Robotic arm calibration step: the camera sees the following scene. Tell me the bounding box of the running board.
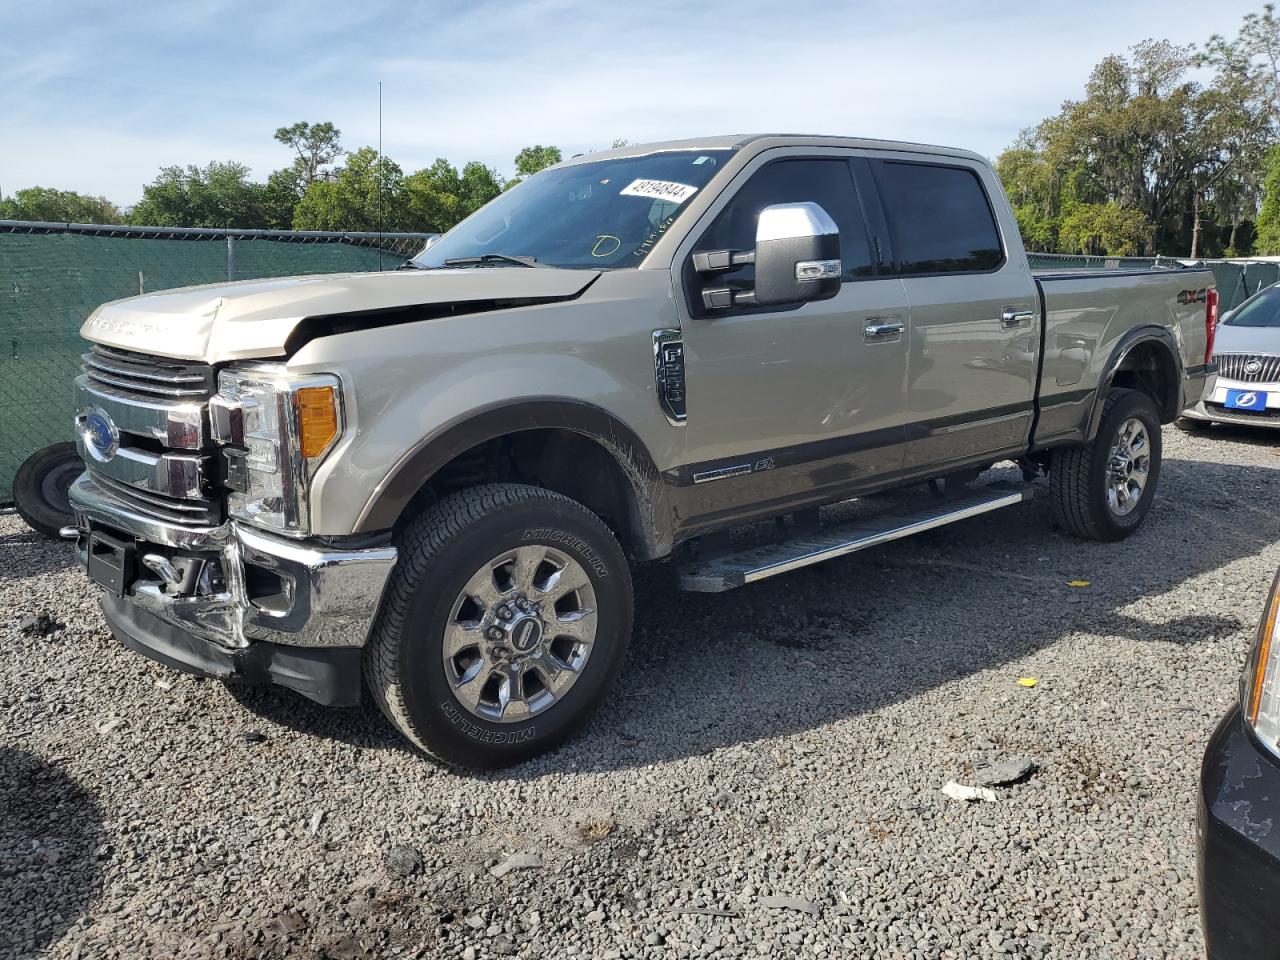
[677,482,1031,593]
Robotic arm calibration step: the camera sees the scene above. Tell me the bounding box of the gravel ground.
[3,424,1279,960]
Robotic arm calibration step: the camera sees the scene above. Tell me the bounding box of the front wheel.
[1049,388,1163,542]
[365,483,633,769]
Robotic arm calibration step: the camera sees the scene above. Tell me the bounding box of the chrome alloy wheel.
[442,545,598,723]
[1106,417,1150,517]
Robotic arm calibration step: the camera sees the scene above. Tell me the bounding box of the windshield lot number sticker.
[620,179,699,203]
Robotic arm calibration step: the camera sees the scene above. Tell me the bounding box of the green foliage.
[274,121,343,189]
[292,148,404,232]
[2,123,552,235]
[514,145,563,179]
[1255,144,1280,252]
[127,162,271,228]
[998,13,1280,257]
[1058,202,1152,256]
[0,187,121,224]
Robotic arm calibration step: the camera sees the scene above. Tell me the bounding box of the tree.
[996,29,1274,257]
[0,187,121,224]
[1255,145,1280,252]
[128,162,270,228]
[401,159,504,231]
[291,147,403,231]
[513,145,562,179]
[273,121,343,193]
[1058,202,1153,256]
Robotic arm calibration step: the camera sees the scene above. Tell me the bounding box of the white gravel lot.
[3,424,1279,960]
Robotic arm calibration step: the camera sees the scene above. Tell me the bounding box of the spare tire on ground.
[13,442,82,540]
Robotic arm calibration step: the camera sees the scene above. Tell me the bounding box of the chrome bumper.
[1183,373,1280,427]
[69,474,397,650]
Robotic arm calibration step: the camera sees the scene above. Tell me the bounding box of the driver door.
[674,152,911,527]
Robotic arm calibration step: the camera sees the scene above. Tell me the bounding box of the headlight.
[210,364,343,536]
[1242,569,1280,755]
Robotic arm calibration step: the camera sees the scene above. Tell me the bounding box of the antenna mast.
[377,80,383,271]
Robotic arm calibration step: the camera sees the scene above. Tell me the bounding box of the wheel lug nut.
[496,605,514,620]
[486,626,504,641]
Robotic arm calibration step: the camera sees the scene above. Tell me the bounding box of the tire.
[1175,416,1212,433]
[365,483,633,769]
[1049,388,1162,542]
[13,442,82,540]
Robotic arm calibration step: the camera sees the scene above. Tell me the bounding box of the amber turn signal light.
[296,385,339,459]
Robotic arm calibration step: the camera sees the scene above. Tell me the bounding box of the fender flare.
[1085,325,1184,439]
[353,398,672,555]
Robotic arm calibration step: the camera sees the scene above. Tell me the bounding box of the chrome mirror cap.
[756,202,839,243]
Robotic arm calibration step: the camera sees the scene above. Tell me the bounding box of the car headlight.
[210,364,343,536]
[1242,569,1280,755]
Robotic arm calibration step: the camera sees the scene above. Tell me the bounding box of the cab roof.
[558,134,989,167]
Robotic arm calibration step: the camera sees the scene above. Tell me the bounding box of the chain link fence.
[0,223,434,503]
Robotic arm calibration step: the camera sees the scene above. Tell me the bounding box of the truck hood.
[1215,322,1280,357]
[80,267,601,363]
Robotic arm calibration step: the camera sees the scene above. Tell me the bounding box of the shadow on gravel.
[221,683,405,750]
[500,455,1280,778]
[0,749,106,959]
[1191,421,1280,449]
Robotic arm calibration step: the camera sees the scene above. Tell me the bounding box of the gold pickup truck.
[66,135,1216,767]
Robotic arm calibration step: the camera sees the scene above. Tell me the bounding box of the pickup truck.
[65,135,1217,768]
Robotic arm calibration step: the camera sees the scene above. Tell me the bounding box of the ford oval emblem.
[80,406,120,462]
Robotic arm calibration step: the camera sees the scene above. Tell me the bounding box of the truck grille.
[77,346,222,527]
[83,345,215,400]
[92,473,222,526]
[1214,353,1280,383]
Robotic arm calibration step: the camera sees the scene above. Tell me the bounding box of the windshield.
[1227,285,1280,327]
[412,150,731,270]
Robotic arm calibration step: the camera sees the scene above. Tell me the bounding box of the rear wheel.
[1049,388,1162,542]
[365,483,633,769]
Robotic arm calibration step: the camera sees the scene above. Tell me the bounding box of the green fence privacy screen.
[0,223,433,503]
[1,230,1276,505]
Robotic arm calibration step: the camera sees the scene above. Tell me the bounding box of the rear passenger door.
[866,155,1040,472]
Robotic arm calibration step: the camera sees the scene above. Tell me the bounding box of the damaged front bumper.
[68,474,397,705]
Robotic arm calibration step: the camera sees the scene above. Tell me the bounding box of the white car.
[1182,283,1280,429]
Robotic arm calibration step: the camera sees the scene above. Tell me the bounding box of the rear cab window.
[871,160,1004,275]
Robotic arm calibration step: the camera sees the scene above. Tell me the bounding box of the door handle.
[864,317,904,340]
[1000,307,1035,329]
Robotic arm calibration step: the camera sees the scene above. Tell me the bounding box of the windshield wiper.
[443,253,543,268]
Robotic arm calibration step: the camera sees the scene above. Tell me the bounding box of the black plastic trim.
[1087,326,1184,436]
[100,592,362,707]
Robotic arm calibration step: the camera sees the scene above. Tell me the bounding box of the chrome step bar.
[677,482,1031,593]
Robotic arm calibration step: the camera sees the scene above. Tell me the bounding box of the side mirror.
[693,202,841,311]
[752,202,842,306]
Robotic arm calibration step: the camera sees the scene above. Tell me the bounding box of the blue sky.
[0,0,1266,207]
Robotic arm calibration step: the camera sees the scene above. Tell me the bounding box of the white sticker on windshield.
[619,179,699,204]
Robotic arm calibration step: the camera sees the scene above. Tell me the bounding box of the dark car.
[1199,567,1280,958]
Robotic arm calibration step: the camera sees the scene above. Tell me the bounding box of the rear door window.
[872,161,1003,275]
